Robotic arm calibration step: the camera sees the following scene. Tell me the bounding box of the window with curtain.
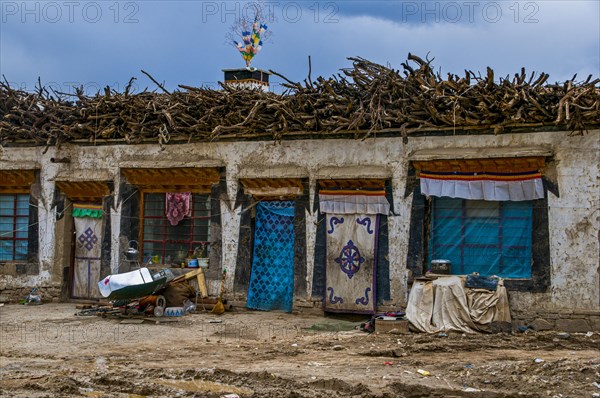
[428,197,533,278]
[141,193,210,266]
[0,194,30,261]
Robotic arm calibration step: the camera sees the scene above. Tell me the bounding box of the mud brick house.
[1,57,598,331]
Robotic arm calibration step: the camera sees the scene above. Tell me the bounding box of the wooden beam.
[240,178,305,199]
[318,179,386,189]
[412,156,546,173]
[56,180,110,202]
[122,167,220,188]
[0,170,36,192]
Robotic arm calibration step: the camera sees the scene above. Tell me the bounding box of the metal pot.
[125,240,139,261]
[430,259,451,274]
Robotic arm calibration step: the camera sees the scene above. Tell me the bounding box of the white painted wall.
[1,129,598,312]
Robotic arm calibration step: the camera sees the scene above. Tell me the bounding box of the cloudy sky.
[1,1,599,95]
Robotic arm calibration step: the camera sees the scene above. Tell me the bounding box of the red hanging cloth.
[165,192,191,226]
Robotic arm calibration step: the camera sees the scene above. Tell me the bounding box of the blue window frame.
[0,194,30,261]
[428,197,533,278]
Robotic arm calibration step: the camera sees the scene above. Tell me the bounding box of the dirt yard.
[0,304,599,398]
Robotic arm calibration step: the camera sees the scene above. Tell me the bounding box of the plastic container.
[375,318,409,333]
[153,306,164,317]
[198,258,209,268]
[164,307,184,317]
[183,299,196,314]
[187,258,199,268]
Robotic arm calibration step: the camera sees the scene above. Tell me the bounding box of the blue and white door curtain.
[246,201,295,312]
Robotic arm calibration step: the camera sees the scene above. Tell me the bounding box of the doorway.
[246,201,295,312]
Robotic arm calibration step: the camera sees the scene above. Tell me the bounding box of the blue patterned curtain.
[247,201,295,312]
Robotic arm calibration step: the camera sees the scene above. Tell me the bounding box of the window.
[0,194,30,261]
[141,193,210,265]
[428,197,533,278]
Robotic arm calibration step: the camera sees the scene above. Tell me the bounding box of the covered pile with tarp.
[406,275,511,334]
[2,54,599,149]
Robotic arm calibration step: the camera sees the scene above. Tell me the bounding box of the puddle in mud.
[159,379,253,395]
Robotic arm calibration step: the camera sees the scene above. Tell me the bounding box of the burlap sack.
[162,283,196,307]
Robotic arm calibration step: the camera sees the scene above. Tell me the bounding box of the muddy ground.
[0,304,599,398]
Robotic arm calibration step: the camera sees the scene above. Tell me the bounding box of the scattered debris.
[211,269,227,315]
[20,288,42,305]
[119,319,145,324]
[146,317,180,324]
[3,303,599,397]
[417,369,431,376]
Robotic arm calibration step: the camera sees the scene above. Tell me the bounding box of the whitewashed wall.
[1,129,598,312]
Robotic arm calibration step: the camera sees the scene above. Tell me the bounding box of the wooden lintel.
[318,179,386,190]
[0,170,36,192]
[141,186,212,194]
[122,167,220,188]
[56,180,111,201]
[240,178,305,199]
[412,156,546,173]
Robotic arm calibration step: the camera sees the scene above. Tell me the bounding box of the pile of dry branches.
[1,54,599,149]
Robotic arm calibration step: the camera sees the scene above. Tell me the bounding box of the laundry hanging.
[165,192,191,226]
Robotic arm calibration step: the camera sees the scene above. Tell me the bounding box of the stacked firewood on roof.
[1,54,599,149]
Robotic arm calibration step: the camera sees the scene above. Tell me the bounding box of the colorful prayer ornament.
[233,18,268,67]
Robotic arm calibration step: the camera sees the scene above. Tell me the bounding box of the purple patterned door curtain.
[72,204,104,299]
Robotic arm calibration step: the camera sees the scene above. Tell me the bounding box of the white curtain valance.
[319,191,390,215]
[420,175,544,201]
[414,156,546,202]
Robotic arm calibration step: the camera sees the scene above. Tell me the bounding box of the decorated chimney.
[224,4,272,92]
[222,68,271,92]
